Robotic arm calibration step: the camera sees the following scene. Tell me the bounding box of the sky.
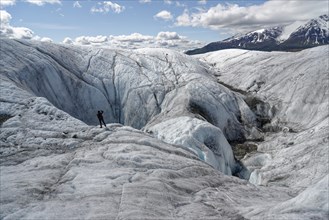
[0,0,328,50]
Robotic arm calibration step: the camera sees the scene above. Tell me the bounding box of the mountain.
[186,14,329,55]
[281,14,329,49]
[0,38,328,219]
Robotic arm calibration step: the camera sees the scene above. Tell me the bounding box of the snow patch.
[278,20,306,42]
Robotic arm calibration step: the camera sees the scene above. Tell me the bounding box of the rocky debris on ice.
[196,45,329,218]
[196,46,329,131]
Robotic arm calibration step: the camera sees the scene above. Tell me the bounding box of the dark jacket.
[97,111,104,119]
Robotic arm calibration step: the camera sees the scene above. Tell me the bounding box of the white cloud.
[63,32,203,51]
[103,1,125,13]
[1,26,34,39]
[2,0,62,7]
[139,0,151,3]
[73,1,82,8]
[156,31,181,40]
[0,10,11,25]
[63,37,74,44]
[198,0,207,5]
[75,35,108,45]
[176,9,190,26]
[164,0,172,5]
[0,10,54,42]
[24,0,61,6]
[0,10,34,39]
[40,37,53,42]
[0,0,16,7]
[112,33,153,43]
[154,10,173,21]
[91,1,125,14]
[175,0,329,33]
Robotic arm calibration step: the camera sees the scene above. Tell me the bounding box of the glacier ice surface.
[1,38,328,219]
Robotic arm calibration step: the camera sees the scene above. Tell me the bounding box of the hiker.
[97,110,106,128]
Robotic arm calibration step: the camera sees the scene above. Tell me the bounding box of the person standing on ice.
[97,110,107,128]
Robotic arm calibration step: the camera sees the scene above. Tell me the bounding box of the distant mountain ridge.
[186,14,328,55]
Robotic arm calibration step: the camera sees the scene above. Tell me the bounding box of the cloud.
[175,0,328,33]
[113,33,153,43]
[139,0,151,3]
[0,10,34,39]
[40,37,53,42]
[164,0,172,5]
[0,10,54,41]
[63,37,74,44]
[198,0,207,5]
[0,9,201,51]
[31,36,53,42]
[107,33,155,49]
[73,1,82,8]
[1,0,61,7]
[0,10,11,25]
[24,0,61,6]
[91,1,125,14]
[154,10,173,21]
[0,0,16,7]
[1,26,34,39]
[62,32,203,51]
[155,31,185,48]
[75,35,108,45]
[156,31,181,40]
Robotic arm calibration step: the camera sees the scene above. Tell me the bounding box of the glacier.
[0,37,328,219]
[196,46,329,217]
[0,38,259,177]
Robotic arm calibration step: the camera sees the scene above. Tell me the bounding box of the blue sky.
[1,0,328,50]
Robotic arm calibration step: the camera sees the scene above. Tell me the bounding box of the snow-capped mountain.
[186,14,329,55]
[282,14,329,48]
[187,27,283,54]
[0,37,328,219]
